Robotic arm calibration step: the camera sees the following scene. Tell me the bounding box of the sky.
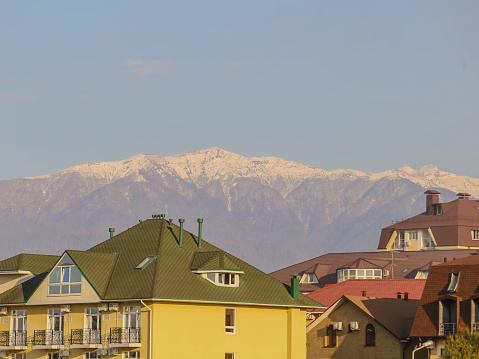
[1,0,478,180]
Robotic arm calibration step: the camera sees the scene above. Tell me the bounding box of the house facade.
[306,295,419,359]
[410,254,479,358]
[0,218,322,359]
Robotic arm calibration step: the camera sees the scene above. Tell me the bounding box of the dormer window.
[434,204,442,215]
[301,273,319,284]
[48,255,82,295]
[447,272,460,292]
[203,272,240,287]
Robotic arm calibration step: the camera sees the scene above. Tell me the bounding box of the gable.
[27,253,100,304]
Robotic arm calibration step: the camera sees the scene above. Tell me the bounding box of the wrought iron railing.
[71,329,101,345]
[439,323,456,336]
[472,323,479,333]
[110,327,140,344]
[33,330,63,345]
[0,331,27,347]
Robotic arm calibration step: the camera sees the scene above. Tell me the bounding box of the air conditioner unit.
[98,303,109,312]
[384,270,389,276]
[60,349,69,357]
[109,348,119,356]
[109,303,120,311]
[97,348,108,356]
[0,350,7,358]
[350,321,360,331]
[60,305,71,313]
[406,241,411,247]
[0,307,8,316]
[306,313,315,320]
[333,322,343,331]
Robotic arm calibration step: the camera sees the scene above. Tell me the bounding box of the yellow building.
[0,218,322,359]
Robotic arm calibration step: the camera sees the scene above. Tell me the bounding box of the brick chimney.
[457,193,471,200]
[425,190,441,214]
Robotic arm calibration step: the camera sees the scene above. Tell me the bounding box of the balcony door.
[11,310,27,345]
[47,309,64,345]
[85,308,101,344]
[124,306,140,343]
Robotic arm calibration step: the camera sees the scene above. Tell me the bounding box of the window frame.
[472,230,479,240]
[225,308,236,335]
[124,351,140,358]
[201,271,240,287]
[48,257,82,296]
[225,354,235,359]
[325,324,337,347]
[365,324,376,347]
[447,272,460,292]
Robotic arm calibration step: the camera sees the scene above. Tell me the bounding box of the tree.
[443,328,479,359]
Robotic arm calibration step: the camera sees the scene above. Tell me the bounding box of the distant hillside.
[0,147,476,272]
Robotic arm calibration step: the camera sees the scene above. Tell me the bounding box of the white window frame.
[47,308,64,332]
[124,351,140,358]
[47,353,60,359]
[48,256,82,296]
[472,230,479,240]
[409,231,418,240]
[201,272,240,287]
[336,269,382,282]
[124,306,141,329]
[225,308,236,335]
[301,273,318,284]
[11,309,27,332]
[85,352,101,359]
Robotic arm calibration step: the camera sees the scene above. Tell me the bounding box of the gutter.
[140,300,152,359]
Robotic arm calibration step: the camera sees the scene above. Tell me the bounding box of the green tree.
[443,328,479,359]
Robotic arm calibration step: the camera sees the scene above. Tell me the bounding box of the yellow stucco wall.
[0,301,307,359]
[307,301,404,359]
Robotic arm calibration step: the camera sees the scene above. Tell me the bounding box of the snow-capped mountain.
[1,148,477,272]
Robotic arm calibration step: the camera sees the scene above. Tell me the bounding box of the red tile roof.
[307,279,426,311]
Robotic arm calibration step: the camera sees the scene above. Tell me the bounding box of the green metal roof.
[0,219,323,308]
[0,254,59,274]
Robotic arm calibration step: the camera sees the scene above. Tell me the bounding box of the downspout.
[140,300,152,359]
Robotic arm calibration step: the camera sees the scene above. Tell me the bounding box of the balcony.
[32,330,63,349]
[472,323,479,333]
[70,329,102,349]
[109,327,141,348]
[439,323,456,336]
[0,331,27,350]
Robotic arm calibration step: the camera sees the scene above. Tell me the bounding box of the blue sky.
[1,1,478,180]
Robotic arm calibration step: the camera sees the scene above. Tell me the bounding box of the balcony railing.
[472,323,479,333]
[33,330,63,346]
[110,327,140,344]
[439,323,456,336]
[71,329,101,345]
[0,331,27,347]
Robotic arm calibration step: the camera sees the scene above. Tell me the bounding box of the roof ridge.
[101,252,120,299]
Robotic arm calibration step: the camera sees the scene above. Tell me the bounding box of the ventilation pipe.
[397,292,402,299]
[361,291,367,297]
[404,292,409,301]
[197,218,203,249]
[109,228,115,239]
[167,219,173,228]
[178,219,185,248]
[290,274,300,299]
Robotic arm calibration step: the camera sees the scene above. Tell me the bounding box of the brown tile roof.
[410,254,479,337]
[378,197,479,249]
[270,249,479,290]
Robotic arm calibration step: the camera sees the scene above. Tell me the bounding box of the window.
[12,354,26,359]
[472,230,479,240]
[393,232,406,249]
[85,352,101,359]
[48,256,82,295]
[135,256,157,270]
[447,272,460,292]
[409,231,418,240]
[301,273,319,283]
[434,204,442,215]
[203,272,240,287]
[325,324,336,347]
[11,310,27,346]
[48,308,64,333]
[125,351,140,358]
[225,308,236,334]
[85,307,101,344]
[47,353,60,359]
[225,354,235,359]
[415,270,429,279]
[125,306,141,328]
[472,299,479,332]
[336,269,382,282]
[365,324,375,346]
[441,300,457,336]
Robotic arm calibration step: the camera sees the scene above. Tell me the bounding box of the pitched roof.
[345,295,420,339]
[0,273,47,304]
[270,249,479,292]
[307,279,426,311]
[0,219,322,308]
[0,253,59,274]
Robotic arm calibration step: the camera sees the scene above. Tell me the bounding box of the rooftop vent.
[457,193,471,199]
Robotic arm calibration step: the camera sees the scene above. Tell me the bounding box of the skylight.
[135,256,157,270]
[447,272,460,292]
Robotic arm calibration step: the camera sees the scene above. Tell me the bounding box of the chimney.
[425,190,441,214]
[397,292,402,299]
[197,218,203,249]
[404,292,409,301]
[290,274,300,299]
[178,219,185,248]
[457,193,471,200]
[361,290,367,297]
[109,228,115,239]
[444,257,447,262]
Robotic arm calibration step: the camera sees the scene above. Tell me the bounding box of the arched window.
[325,324,337,347]
[365,324,376,346]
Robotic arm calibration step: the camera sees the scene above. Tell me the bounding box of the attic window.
[48,255,82,296]
[434,204,442,215]
[135,256,157,270]
[447,272,460,292]
[301,273,319,284]
[202,272,240,287]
